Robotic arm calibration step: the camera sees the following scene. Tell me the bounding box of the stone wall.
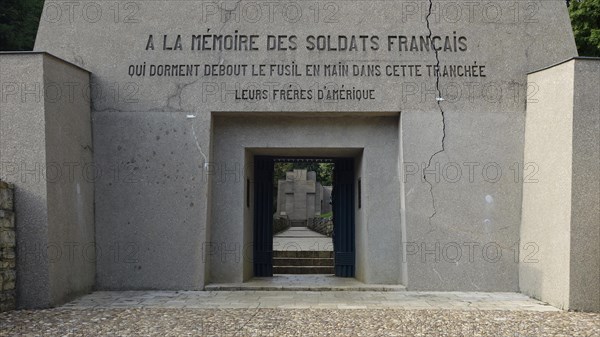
[273,217,290,235]
[308,217,333,238]
[0,181,16,312]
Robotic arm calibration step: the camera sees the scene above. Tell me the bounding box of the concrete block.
[521,58,600,312]
[0,53,94,308]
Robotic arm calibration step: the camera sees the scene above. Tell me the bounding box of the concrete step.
[273,266,335,274]
[205,275,407,292]
[273,257,334,267]
[274,251,333,258]
[289,220,306,227]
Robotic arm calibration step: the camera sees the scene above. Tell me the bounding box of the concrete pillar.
[0,52,95,308]
[521,58,599,312]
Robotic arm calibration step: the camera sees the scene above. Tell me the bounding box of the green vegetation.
[273,162,334,186]
[319,211,333,219]
[0,0,43,50]
[569,0,600,56]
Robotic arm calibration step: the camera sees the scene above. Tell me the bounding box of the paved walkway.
[4,306,599,337]
[273,227,332,251]
[5,291,599,336]
[62,290,559,311]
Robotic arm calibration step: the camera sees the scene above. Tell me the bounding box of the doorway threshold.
[205,275,406,291]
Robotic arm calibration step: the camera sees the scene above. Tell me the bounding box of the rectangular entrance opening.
[253,155,355,278]
[210,115,400,285]
[273,159,334,275]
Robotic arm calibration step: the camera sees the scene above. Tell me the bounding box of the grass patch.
[319,211,332,218]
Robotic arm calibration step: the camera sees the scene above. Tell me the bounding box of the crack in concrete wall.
[153,79,199,112]
[423,0,447,227]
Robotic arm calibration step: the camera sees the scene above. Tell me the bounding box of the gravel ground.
[1,308,598,336]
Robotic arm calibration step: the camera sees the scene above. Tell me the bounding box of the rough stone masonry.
[0,181,16,312]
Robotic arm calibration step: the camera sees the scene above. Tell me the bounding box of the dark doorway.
[253,156,355,277]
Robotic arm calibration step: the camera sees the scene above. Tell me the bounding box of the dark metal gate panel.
[333,158,355,277]
[253,156,274,276]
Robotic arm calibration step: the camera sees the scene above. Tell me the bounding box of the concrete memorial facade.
[0,0,598,311]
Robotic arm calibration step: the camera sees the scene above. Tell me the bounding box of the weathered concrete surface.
[0,53,94,308]
[92,111,207,290]
[521,58,600,312]
[61,290,560,311]
[569,59,600,313]
[0,53,49,308]
[520,60,574,310]
[43,54,96,307]
[401,110,526,291]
